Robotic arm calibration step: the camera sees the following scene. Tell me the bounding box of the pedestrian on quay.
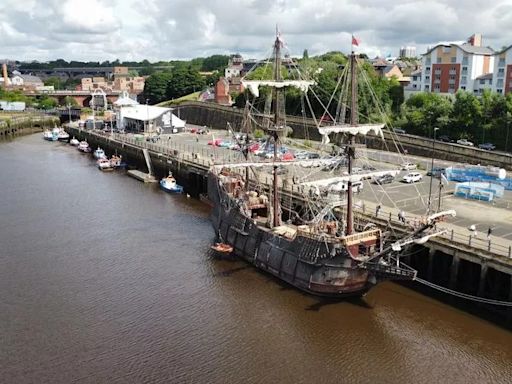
[469,224,477,238]
[375,204,381,217]
[398,210,405,224]
[487,226,493,240]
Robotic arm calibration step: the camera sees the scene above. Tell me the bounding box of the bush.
[254,128,265,138]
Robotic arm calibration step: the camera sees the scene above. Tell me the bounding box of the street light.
[66,103,71,124]
[427,127,440,214]
[506,111,511,153]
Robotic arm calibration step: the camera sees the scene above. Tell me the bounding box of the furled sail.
[242,80,315,97]
[318,124,385,145]
[300,170,401,187]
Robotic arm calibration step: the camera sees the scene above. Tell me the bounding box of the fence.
[82,128,512,260]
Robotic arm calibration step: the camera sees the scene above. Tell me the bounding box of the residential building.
[404,69,422,98]
[79,66,145,94]
[215,77,231,105]
[399,46,417,58]
[491,45,512,95]
[225,54,243,79]
[474,73,493,95]
[419,34,494,95]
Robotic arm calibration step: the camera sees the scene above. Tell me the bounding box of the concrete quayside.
[60,122,512,320]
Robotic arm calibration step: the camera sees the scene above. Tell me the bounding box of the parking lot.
[102,125,512,243]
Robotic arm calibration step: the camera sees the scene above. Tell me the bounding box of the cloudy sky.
[1,0,512,62]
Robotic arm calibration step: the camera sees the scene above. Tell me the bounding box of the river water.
[1,134,512,384]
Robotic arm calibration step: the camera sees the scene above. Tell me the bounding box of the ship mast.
[271,29,283,228]
[346,52,358,235]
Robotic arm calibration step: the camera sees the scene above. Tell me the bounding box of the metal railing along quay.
[78,128,512,263]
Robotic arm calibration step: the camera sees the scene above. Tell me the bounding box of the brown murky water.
[1,134,512,384]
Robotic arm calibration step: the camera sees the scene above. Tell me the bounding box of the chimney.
[2,63,8,88]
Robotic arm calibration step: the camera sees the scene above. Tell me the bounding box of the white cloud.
[1,0,511,61]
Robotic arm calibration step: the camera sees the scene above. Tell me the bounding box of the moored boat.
[70,137,79,146]
[77,141,91,152]
[97,157,113,171]
[207,30,456,298]
[109,154,125,169]
[160,172,184,193]
[57,128,70,141]
[42,130,54,141]
[93,147,106,159]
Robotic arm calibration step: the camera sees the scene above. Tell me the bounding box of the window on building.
[425,85,430,90]
[462,57,468,65]
[497,79,504,87]
[437,57,442,63]
[451,57,457,63]
[426,58,431,65]
[461,86,466,90]
[497,89,503,94]
[461,77,467,85]
[498,68,505,76]
[479,79,485,84]
[499,58,506,66]
[425,66,431,71]
[425,76,430,81]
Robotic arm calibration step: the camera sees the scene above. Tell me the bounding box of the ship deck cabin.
[217,169,381,260]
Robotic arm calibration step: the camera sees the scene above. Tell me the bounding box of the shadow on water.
[215,266,251,277]
[305,296,374,312]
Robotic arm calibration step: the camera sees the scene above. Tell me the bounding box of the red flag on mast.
[351,35,361,46]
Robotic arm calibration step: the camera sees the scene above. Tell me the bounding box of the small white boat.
[70,137,79,146]
[93,147,106,159]
[78,141,91,152]
[160,172,184,193]
[57,128,70,141]
[51,127,60,141]
[42,130,54,141]
[97,158,113,171]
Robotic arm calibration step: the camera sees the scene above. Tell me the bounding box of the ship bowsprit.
[361,258,417,281]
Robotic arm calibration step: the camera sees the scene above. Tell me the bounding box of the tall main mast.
[272,30,283,228]
[346,52,358,235]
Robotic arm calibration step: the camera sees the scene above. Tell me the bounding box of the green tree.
[38,96,58,110]
[142,71,173,103]
[62,96,78,107]
[44,77,63,89]
[166,67,205,100]
[201,55,229,71]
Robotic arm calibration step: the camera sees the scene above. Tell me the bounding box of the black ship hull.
[208,173,375,298]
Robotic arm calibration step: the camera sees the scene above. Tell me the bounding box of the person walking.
[487,226,493,240]
[375,204,381,217]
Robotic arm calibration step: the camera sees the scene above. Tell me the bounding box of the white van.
[327,180,364,192]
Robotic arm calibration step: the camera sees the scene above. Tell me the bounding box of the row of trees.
[0,89,80,109]
[142,67,206,104]
[397,91,512,149]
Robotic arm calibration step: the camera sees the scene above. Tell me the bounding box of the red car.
[281,152,295,161]
[208,139,222,146]
[248,143,260,152]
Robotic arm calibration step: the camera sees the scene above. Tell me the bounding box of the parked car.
[456,139,474,146]
[374,173,395,184]
[208,138,222,146]
[393,128,406,134]
[426,167,446,177]
[402,172,423,183]
[401,162,417,170]
[438,135,452,142]
[478,142,496,150]
[281,152,295,161]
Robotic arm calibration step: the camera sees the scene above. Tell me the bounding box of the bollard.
[509,246,511,258]
[488,240,491,251]
[450,229,454,241]
[468,235,472,247]
[389,212,392,221]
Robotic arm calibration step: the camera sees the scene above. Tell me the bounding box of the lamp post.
[427,127,439,214]
[506,111,511,153]
[145,99,149,134]
[66,103,71,124]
